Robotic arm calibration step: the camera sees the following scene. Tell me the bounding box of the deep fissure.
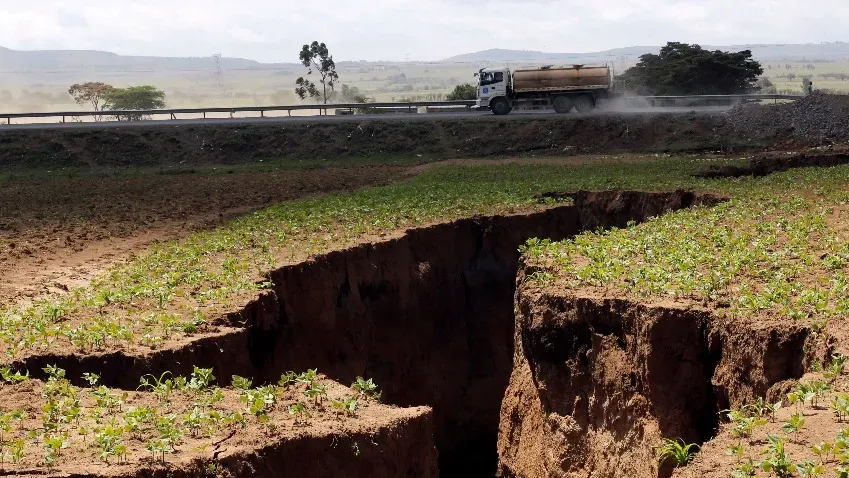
[242,190,723,477]
[12,190,733,476]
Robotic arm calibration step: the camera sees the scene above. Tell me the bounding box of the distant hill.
[443,42,849,63]
[0,47,297,73]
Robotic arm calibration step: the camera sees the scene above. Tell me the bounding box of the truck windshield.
[479,72,504,86]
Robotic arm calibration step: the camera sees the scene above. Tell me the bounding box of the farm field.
[1,96,849,476]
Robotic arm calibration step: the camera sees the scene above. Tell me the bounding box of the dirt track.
[0,165,405,306]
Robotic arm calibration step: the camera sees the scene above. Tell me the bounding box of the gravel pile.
[726,92,849,143]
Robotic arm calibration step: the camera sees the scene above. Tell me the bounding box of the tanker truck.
[475,64,613,115]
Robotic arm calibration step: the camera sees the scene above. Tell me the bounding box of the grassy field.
[762,60,849,94]
[0,153,842,362]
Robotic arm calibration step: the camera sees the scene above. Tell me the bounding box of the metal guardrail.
[0,95,802,124]
[0,101,477,124]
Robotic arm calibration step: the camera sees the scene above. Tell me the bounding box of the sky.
[0,0,847,62]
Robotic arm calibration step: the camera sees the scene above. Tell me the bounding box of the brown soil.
[497,281,829,478]
[674,371,849,478]
[5,190,714,477]
[3,377,437,478]
[0,165,405,306]
[0,114,778,170]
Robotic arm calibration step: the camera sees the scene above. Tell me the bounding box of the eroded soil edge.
[498,280,830,478]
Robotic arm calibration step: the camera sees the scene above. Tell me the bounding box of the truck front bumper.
[476,98,491,109]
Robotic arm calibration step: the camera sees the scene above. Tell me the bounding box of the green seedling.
[811,441,834,464]
[796,460,825,478]
[289,402,310,424]
[239,385,278,422]
[656,437,699,467]
[727,443,745,463]
[352,377,381,401]
[731,458,757,478]
[188,367,215,392]
[278,371,297,389]
[331,397,358,417]
[304,382,327,405]
[232,375,253,391]
[42,434,69,467]
[82,372,100,387]
[296,369,318,385]
[94,421,127,463]
[761,434,796,477]
[0,367,29,384]
[782,413,805,442]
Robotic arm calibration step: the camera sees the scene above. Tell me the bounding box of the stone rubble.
[726,92,849,143]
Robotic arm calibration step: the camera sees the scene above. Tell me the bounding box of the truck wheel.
[491,98,512,115]
[574,95,594,113]
[553,96,574,114]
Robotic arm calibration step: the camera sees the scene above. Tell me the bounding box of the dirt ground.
[0,165,405,306]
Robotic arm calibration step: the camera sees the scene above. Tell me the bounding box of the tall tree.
[68,82,114,121]
[616,42,764,95]
[295,42,339,109]
[103,86,166,121]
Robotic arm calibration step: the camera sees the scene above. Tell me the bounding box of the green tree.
[446,83,477,101]
[68,82,114,121]
[616,42,763,95]
[103,86,166,121]
[295,41,339,111]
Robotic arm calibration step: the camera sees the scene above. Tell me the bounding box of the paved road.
[0,106,732,131]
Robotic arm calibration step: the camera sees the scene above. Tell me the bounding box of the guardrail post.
[171,113,176,120]
[261,110,265,118]
[203,112,206,119]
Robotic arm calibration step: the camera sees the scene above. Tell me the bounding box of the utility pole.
[212,53,223,88]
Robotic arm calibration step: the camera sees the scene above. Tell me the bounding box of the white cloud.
[0,0,846,61]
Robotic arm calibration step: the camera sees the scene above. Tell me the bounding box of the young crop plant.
[727,443,745,463]
[188,367,216,393]
[796,460,825,478]
[732,458,757,478]
[278,371,297,389]
[331,397,359,417]
[94,420,127,463]
[761,434,797,477]
[656,438,699,468]
[745,397,782,422]
[825,354,848,382]
[289,402,310,425]
[239,385,278,422]
[42,434,69,467]
[352,377,381,401]
[834,394,849,423]
[782,412,806,442]
[304,382,327,406]
[811,442,836,464]
[0,367,29,384]
[92,385,127,415]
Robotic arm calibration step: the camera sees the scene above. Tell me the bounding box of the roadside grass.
[0,154,846,361]
[0,153,431,182]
